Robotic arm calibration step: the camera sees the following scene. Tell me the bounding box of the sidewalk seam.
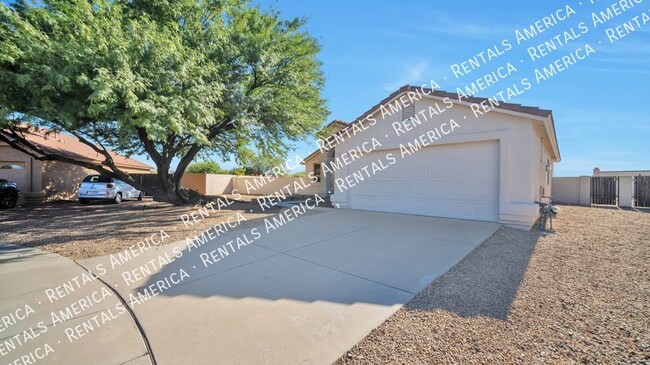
[73,260,157,365]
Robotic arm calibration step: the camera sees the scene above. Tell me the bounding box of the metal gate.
[634,175,650,208]
[129,173,159,196]
[591,176,618,205]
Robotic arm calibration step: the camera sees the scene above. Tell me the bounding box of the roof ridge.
[391,85,553,119]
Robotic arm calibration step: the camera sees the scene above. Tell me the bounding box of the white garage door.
[0,162,27,192]
[346,140,500,222]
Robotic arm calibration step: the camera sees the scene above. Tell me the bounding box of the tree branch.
[136,127,164,167]
[67,128,118,171]
[172,118,236,186]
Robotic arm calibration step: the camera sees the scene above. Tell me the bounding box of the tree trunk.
[151,180,201,205]
[131,174,201,206]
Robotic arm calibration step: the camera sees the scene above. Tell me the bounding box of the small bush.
[186,161,225,174]
[228,167,247,176]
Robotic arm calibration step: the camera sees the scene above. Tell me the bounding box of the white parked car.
[78,175,143,204]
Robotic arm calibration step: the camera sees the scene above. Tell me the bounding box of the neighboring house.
[304,85,561,229]
[0,128,153,202]
[593,167,650,177]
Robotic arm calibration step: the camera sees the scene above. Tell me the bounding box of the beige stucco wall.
[552,177,582,205]
[328,95,557,229]
[177,174,315,196]
[302,152,326,195]
[553,175,637,207]
[205,174,235,196]
[233,175,319,196]
[179,173,235,196]
[535,139,553,199]
[180,173,207,195]
[618,176,634,208]
[179,173,319,197]
[42,161,94,201]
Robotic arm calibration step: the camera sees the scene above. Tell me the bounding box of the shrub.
[227,167,247,176]
[186,161,225,174]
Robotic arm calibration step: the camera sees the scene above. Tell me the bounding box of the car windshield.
[83,175,112,183]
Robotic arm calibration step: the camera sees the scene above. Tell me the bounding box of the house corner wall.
[42,161,94,201]
[302,152,326,196]
[498,125,543,230]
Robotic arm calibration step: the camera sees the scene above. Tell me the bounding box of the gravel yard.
[338,205,650,364]
[0,197,321,260]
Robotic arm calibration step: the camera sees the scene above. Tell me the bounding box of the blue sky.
[5,0,648,176]
[238,0,648,177]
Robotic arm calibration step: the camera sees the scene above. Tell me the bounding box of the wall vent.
[401,103,416,121]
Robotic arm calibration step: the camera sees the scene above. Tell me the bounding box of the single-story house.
[304,85,560,229]
[0,128,153,202]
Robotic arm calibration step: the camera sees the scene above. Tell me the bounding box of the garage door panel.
[448,164,471,179]
[423,183,446,198]
[347,141,500,222]
[472,184,499,201]
[449,183,470,197]
[448,201,473,215]
[472,164,497,179]
[448,147,471,160]
[0,162,27,192]
[405,182,423,195]
[392,181,409,195]
[409,168,430,180]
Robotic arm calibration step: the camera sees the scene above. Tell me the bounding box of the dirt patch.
[337,205,650,364]
[0,198,323,260]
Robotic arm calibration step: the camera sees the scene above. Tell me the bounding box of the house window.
[313,163,322,182]
[83,175,112,183]
[0,163,24,170]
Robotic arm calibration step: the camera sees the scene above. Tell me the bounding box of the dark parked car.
[0,179,20,209]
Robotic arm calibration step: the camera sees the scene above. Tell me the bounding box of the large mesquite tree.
[0,0,328,204]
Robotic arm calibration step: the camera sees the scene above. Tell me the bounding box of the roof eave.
[544,114,561,162]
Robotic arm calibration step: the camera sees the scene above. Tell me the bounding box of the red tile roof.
[6,128,153,171]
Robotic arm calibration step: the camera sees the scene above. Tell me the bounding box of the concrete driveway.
[2,208,499,364]
[82,208,499,364]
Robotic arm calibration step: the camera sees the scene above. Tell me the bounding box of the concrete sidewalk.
[0,244,151,364]
[78,209,499,365]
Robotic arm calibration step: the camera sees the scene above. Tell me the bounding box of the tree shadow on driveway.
[405,227,541,320]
